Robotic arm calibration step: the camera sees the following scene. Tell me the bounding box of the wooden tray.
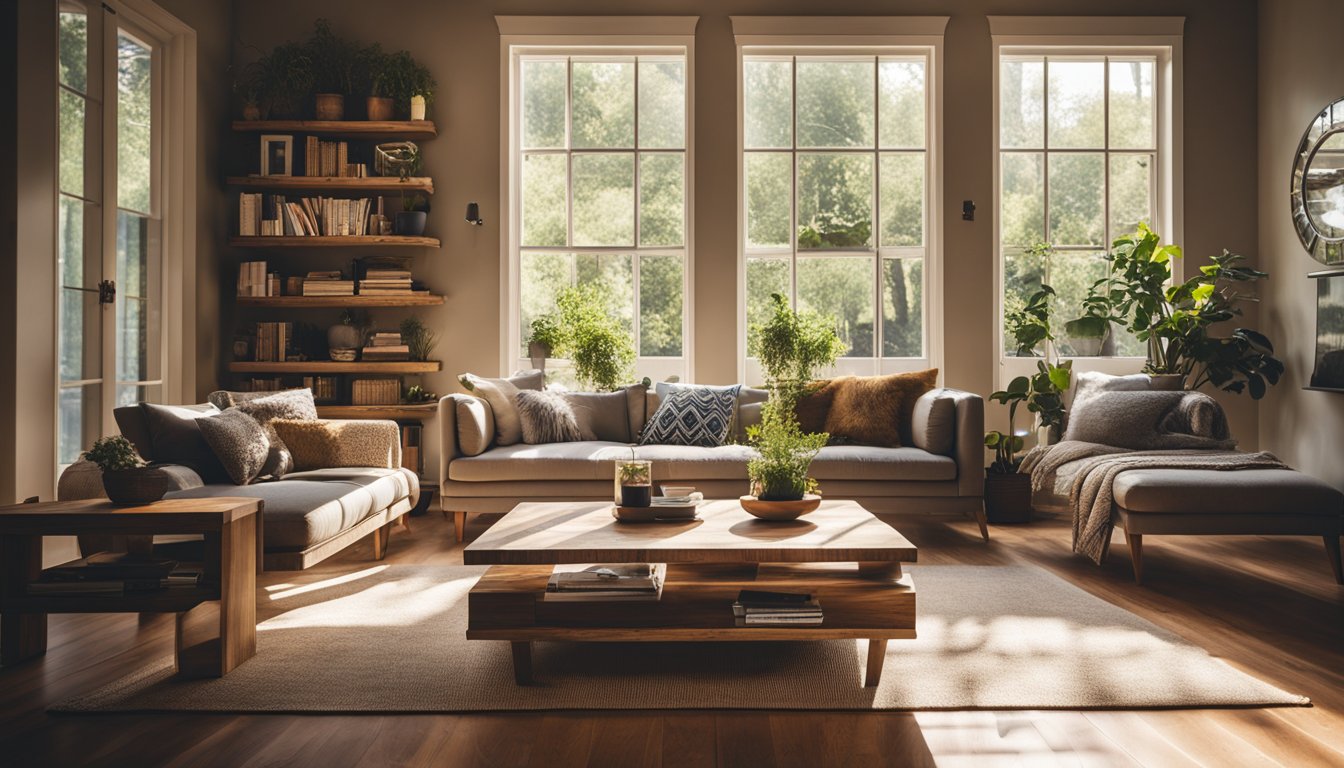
[611,506,701,523]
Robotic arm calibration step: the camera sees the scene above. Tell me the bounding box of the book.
[44,552,179,582]
[541,589,663,603]
[732,589,823,626]
[547,563,666,593]
[735,615,824,627]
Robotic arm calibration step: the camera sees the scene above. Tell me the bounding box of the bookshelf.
[236,294,445,309]
[232,119,438,140]
[230,235,440,248]
[226,176,435,194]
[228,361,441,374]
[316,404,438,420]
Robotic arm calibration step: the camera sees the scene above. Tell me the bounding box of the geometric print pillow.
[639,386,739,447]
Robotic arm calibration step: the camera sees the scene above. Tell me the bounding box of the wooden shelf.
[1,586,219,615]
[229,361,441,374]
[230,236,439,248]
[231,120,437,140]
[236,294,445,309]
[317,404,438,420]
[226,176,434,194]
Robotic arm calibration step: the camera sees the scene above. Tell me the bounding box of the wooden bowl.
[739,494,822,521]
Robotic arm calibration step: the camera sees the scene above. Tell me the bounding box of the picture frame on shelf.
[260,134,293,176]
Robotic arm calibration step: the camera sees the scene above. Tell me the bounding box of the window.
[57,2,166,467]
[741,50,935,380]
[509,49,690,382]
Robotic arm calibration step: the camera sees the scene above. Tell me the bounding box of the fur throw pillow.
[816,368,939,447]
[233,389,318,477]
[516,390,583,444]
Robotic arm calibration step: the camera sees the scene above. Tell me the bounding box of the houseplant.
[383,50,435,120]
[984,379,1032,523]
[355,43,394,121]
[527,314,562,371]
[250,41,313,120]
[399,316,437,362]
[85,435,167,505]
[615,457,653,508]
[743,293,846,515]
[328,308,368,360]
[305,19,356,119]
[396,194,429,236]
[1003,279,1072,444]
[531,284,636,391]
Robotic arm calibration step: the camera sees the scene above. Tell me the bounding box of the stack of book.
[302,375,338,402]
[27,552,200,596]
[362,331,409,361]
[732,590,823,627]
[253,321,293,362]
[302,271,354,297]
[238,193,375,238]
[544,563,666,602]
[237,261,270,297]
[358,267,414,296]
[303,137,368,178]
[245,377,284,392]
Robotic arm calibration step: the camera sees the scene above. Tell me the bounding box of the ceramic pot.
[410,95,426,121]
[366,96,393,121]
[985,472,1032,524]
[242,103,261,121]
[328,323,362,351]
[102,468,170,506]
[528,341,550,373]
[395,211,427,236]
[314,93,345,120]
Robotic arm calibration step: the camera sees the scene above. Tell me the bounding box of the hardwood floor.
[1,509,1341,767]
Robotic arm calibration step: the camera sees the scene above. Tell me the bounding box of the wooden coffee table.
[463,499,916,687]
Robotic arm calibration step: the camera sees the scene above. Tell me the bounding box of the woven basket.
[985,471,1032,524]
[101,468,171,506]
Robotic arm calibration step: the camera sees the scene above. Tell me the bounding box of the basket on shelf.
[351,379,401,406]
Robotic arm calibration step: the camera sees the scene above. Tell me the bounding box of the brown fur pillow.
[821,369,939,447]
[794,380,840,434]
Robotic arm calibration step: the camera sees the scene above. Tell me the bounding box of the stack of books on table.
[543,563,666,602]
[302,271,354,297]
[27,552,201,596]
[358,268,414,296]
[362,331,409,361]
[732,589,823,627]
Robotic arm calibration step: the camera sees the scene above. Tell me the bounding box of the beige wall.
[1256,0,1344,488]
[224,0,1261,470]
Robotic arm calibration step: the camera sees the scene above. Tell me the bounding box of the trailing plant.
[399,317,437,362]
[305,19,357,95]
[1005,280,1056,358]
[354,43,392,98]
[383,50,435,116]
[748,292,848,399]
[251,41,313,119]
[542,284,636,392]
[84,436,144,472]
[746,397,828,500]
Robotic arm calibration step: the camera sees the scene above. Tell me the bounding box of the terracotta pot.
[242,103,261,121]
[314,93,345,120]
[366,96,393,121]
[101,468,170,506]
[985,472,1032,524]
[395,211,427,236]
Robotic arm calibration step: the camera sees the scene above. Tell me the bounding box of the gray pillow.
[640,388,738,447]
[516,390,583,444]
[208,387,319,412]
[233,389,318,477]
[1063,390,1235,450]
[455,396,495,456]
[562,390,632,442]
[910,388,957,456]
[139,402,229,483]
[198,409,271,485]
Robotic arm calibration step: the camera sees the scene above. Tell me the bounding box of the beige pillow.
[457,371,543,446]
[910,388,957,456]
[455,396,495,456]
[271,419,400,471]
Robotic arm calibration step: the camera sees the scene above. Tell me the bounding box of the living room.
[1,0,1342,765]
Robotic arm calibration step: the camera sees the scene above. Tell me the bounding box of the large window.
[510,49,690,382]
[997,49,1171,362]
[742,51,934,379]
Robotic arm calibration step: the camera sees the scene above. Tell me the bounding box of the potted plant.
[551,284,636,391]
[396,194,430,236]
[399,316,437,362]
[1004,280,1055,358]
[404,384,437,404]
[355,43,394,121]
[527,314,563,371]
[742,293,846,518]
[305,19,356,120]
[383,50,435,120]
[232,59,264,120]
[328,308,367,361]
[615,457,653,508]
[85,436,168,506]
[984,381,1031,524]
[251,41,313,120]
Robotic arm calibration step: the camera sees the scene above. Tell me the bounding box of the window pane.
[1047,60,1104,149]
[118,383,160,409]
[521,59,566,149]
[639,254,683,356]
[1000,58,1043,149]
[1050,251,1108,356]
[744,59,792,149]
[796,59,874,148]
[117,31,152,214]
[571,60,634,149]
[746,257,790,333]
[797,257,873,357]
[1000,152,1044,247]
[59,89,85,197]
[1002,245,1047,355]
[117,212,158,387]
[521,154,566,247]
[1048,153,1105,246]
[882,257,922,357]
[61,287,101,381]
[572,153,634,246]
[59,11,88,93]
[1109,153,1152,237]
[878,60,925,149]
[639,153,683,247]
[879,152,923,247]
[576,253,634,332]
[797,153,873,249]
[638,59,685,149]
[59,195,86,289]
[520,252,571,354]
[745,152,791,248]
[1109,59,1155,149]
[59,384,101,466]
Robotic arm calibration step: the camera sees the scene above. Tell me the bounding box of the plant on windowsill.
[526,314,563,372]
[554,284,636,392]
[1002,278,1072,445]
[85,436,168,506]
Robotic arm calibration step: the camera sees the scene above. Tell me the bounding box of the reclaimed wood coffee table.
[463,499,916,687]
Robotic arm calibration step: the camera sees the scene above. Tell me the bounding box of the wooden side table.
[0,497,261,678]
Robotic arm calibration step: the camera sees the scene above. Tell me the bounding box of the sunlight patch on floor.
[265,565,390,601]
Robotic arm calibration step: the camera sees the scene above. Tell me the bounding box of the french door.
[57,1,164,469]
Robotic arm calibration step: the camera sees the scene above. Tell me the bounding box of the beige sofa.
[438,386,987,542]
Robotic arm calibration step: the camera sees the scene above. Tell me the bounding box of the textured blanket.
[1021,441,1287,564]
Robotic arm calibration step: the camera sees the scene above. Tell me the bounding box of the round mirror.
[1292,98,1344,264]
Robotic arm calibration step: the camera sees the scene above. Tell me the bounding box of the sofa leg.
[454,510,466,543]
[972,502,989,542]
[1125,533,1144,585]
[1325,535,1343,585]
[371,521,393,560]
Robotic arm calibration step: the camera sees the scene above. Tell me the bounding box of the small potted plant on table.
[85,436,169,506]
[615,458,653,508]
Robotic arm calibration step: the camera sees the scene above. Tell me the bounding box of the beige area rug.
[55,565,1306,713]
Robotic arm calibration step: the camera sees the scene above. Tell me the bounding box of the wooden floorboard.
[0,510,1340,767]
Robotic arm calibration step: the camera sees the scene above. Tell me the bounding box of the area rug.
[54,565,1307,713]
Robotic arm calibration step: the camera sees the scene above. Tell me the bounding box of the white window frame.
[990,16,1183,387]
[732,17,947,385]
[497,16,697,383]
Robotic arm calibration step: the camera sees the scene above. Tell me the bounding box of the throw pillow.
[735,387,769,443]
[657,382,747,441]
[910,388,957,456]
[233,388,319,477]
[455,396,495,456]
[562,389,632,442]
[1063,389,1236,450]
[794,380,840,434]
[139,402,230,483]
[823,368,939,447]
[458,371,545,446]
[639,387,738,447]
[271,419,401,471]
[516,390,583,444]
[197,409,271,485]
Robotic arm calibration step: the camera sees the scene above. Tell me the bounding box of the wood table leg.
[176,515,257,678]
[511,641,533,685]
[454,511,466,543]
[1325,534,1342,585]
[0,535,46,667]
[864,638,888,687]
[371,521,393,560]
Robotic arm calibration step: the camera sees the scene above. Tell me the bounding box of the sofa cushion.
[640,387,739,447]
[208,387,316,412]
[271,419,401,470]
[561,389,631,442]
[140,402,230,483]
[197,408,271,484]
[166,467,417,550]
[911,388,957,456]
[114,403,214,461]
[458,370,543,447]
[455,396,495,456]
[625,384,648,441]
[449,441,634,482]
[822,369,938,448]
[231,388,320,478]
[735,387,769,443]
[517,390,583,444]
[1112,468,1343,516]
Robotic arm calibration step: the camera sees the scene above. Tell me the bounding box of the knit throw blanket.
[1021,441,1287,564]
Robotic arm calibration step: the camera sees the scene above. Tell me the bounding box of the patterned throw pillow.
[271,419,401,471]
[233,389,318,477]
[639,387,738,447]
[516,390,583,444]
[197,409,271,485]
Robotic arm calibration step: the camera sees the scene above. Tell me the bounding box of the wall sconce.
[465,202,484,226]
